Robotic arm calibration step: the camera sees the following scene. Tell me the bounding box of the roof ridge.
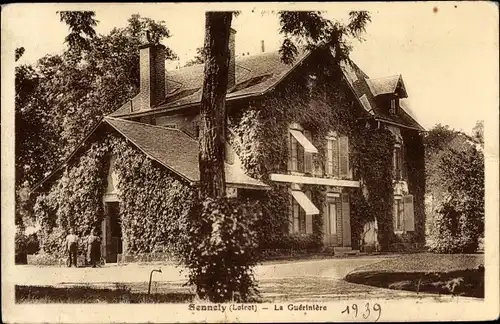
[367,74,401,81]
[105,116,197,141]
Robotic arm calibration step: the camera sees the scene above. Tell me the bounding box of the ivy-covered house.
[32,29,425,262]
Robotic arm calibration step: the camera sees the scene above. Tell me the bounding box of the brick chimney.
[138,31,166,110]
[227,28,236,90]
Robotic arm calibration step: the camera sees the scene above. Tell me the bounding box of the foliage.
[351,127,396,249]
[401,128,426,243]
[425,122,484,253]
[428,144,484,253]
[184,47,206,67]
[277,11,371,64]
[33,134,196,257]
[15,230,40,256]
[15,47,25,62]
[229,55,402,250]
[111,137,196,253]
[15,14,176,192]
[179,197,261,302]
[58,11,98,55]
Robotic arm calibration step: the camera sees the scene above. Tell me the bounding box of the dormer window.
[389,95,399,115]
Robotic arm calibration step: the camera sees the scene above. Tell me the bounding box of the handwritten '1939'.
[341,303,382,322]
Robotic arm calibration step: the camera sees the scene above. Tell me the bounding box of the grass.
[16,284,194,303]
[346,253,483,273]
[16,277,433,304]
[345,253,484,298]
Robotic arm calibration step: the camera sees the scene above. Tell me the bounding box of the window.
[290,134,304,172]
[289,190,318,234]
[325,134,350,178]
[291,199,306,234]
[393,144,403,180]
[288,126,317,173]
[390,96,399,115]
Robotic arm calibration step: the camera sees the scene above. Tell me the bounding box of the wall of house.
[227,50,363,250]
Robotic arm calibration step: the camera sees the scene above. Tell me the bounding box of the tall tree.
[58,11,98,55]
[425,123,485,253]
[187,10,371,302]
[198,12,233,199]
[16,14,176,194]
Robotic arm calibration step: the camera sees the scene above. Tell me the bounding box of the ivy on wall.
[351,127,396,249]
[401,128,426,243]
[230,54,410,250]
[33,133,196,257]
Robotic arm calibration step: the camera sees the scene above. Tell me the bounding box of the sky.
[4,2,499,134]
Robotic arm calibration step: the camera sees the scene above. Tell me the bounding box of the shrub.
[428,199,480,253]
[179,197,261,302]
[41,227,67,258]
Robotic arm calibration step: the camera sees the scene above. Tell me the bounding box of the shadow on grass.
[16,285,194,303]
[345,266,484,298]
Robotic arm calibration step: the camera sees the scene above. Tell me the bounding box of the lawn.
[16,277,438,304]
[15,283,194,303]
[345,253,484,298]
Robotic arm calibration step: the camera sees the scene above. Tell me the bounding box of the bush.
[428,200,480,253]
[15,228,40,261]
[41,227,67,258]
[262,233,321,252]
[15,231,27,264]
[179,197,261,302]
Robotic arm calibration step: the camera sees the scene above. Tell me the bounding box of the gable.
[341,61,424,131]
[31,117,268,194]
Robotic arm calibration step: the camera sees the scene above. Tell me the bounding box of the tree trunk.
[199,12,232,198]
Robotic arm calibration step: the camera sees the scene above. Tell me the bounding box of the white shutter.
[403,195,415,231]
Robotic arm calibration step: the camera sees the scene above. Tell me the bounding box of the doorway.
[103,202,122,263]
[325,201,340,245]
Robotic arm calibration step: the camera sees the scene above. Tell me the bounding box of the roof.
[110,50,310,117]
[105,117,269,189]
[341,61,425,131]
[366,75,407,98]
[31,117,269,193]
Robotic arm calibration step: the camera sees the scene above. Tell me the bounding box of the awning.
[291,190,320,215]
[289,129,318,153]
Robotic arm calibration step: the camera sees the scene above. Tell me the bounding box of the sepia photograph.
[1,2,498,323]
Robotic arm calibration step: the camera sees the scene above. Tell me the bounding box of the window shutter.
[403,195,415,231]
[304,131,313,175]
[393,200,398,230]
[305,191,313,234]
[339,136,349,178]
[297,142,304,173]
[299,208,306,234]
[341,192,351,247]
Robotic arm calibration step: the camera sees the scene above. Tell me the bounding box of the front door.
[103,202,122,263]
[324,200,341,246]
